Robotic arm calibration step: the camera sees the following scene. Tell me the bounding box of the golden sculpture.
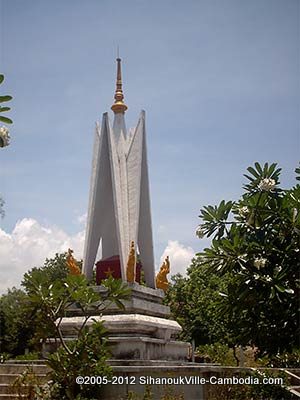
[126,241,136,283]
[66,248,81,276]
[156,256,170,292]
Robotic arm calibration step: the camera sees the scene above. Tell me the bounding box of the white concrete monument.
[55,60,190,364]
[82,58,155,288]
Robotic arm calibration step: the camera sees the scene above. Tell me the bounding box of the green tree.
[19,253,76,350]
[0,288,35,356]
[195,162,300,357]
[23,270,130,399]
[1,251,131,399]
[0,252,77,355]
[165,267,233,347]
[22,252,72,289]
[0,253,72,356]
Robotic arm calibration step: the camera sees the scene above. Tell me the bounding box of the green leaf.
[275,284,285,293]
[268,163,277,177]
[0,75,4,84]
[255,162,263,175]
[247,166,260,179]
[0,95,12,103]
[295,164,300,181]
[263,162,269,176]
[244,174,255,182]
[0,116,13,124]
[0,107,10,112]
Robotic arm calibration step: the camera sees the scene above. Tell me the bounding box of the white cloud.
[0,219,195,295]
[159,240,194,276]
[77,212,87,225]
[0,218,85,294]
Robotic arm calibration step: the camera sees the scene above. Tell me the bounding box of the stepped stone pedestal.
[45,282,190,362]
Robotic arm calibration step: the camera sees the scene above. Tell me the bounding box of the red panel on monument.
[96,255,142,284]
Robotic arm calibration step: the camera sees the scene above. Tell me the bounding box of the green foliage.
[0,352,11,363]
[199,200,233,239]
[22,252,71,290]
[0,74,13,124]
[165,266,236,347]
[124,388,184,400]
[197,342,236,365]
[101,274,132,309]
[141,385,153,400]
[247,370,292,400]
[0,254,74,356]
[15,351,41,361]
[23,269,130,354]
[1,252,131,399]
[21,257,131,400]
[160,387,184,400]
[0,288,36,356]
[11,366,49,400]
[168,163,299,361]
[18,252,76,349]
[242,162,281,193]
[47,322,112,400]
[196,163,300,357]
[268,349,300,368]
[296,163,300,181]
[1,251,130,360]
[206,370,292,400]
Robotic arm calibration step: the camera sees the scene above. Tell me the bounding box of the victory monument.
[59,59,189,365]
[82,57,155,289]
[41,59,210,400]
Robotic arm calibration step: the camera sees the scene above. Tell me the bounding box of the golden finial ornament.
[66,248,81,275]
[156,256,170,292]
[126,240,136,283]
[111,57,128,114]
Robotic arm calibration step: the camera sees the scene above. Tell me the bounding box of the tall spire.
[111,58,128,114]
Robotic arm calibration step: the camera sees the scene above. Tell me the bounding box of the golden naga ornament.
[126,241,136,283]
[66,248,81,276]
[156,256,170,292]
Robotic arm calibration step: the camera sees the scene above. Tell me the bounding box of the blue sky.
[0,0,299,291]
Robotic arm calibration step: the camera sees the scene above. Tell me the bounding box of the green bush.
[47,322,112,400]
[196,343,236,365]
[15,352,41,361]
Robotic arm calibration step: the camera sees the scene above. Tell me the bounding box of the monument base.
[108,336,189,361]
[44,283,190,362]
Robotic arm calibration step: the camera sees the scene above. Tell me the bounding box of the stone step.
[284,370,300,386]
[0,374,47,384]
[4,360,46,365]
[0,364,49,375]
[287,386,300,398]
[0,363,49,398]
[0,384,17,395]
[0,382,48,395]
[0,381,48,395]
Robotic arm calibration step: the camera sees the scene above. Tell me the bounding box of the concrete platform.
[49,283,191,362]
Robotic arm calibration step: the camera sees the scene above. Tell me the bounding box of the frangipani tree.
[196,162,300,357]
[0,74,13,148]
